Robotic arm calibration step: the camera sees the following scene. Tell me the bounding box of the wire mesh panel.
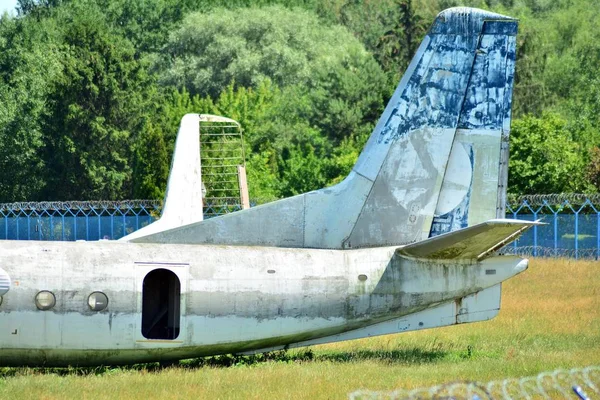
[199,116,247,218]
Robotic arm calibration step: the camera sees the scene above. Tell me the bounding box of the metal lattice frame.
[199,118,247,218]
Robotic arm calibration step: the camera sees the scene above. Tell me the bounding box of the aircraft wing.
[396,219,541,261]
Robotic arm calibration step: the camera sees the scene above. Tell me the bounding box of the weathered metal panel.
[430,17,517,237]
[303,171,372,249]
[398,219,539,260]
[134,194,306,246]
[498,35,517,218]
[346,127,457,248]
[352,35,433,181]
[271,283,501,350]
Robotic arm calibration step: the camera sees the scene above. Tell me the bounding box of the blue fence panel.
[0,201,162,242]
[505,194,600,259]
[1,195,599,259]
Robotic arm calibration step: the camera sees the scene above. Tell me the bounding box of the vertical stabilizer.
[430,13,517,236]
[161,114,205,227]
[121,114,204,241]
[130,8,518,248]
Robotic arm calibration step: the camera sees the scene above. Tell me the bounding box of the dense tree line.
[0,0,599,201]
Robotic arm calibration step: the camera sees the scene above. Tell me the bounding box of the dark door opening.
[142,268,181,340]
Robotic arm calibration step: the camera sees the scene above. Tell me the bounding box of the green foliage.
[40,2,158,200]
[508,113,595,194]
[132,120,169,200]
[0,13,61,201]
[2,0,600,202]
[156,6,383,98]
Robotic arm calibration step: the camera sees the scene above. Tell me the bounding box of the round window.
[88,292,108,311]
[35,291,56,311]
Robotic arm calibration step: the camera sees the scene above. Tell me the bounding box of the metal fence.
[0,200,243,241]
[1,195,600,259]
[505,194,600,259]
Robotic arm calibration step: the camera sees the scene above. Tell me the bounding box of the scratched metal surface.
[0,239,525,366]
[430,17,517,237]
[130,8,517,250]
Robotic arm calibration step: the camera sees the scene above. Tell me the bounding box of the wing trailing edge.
[396,219,542,261]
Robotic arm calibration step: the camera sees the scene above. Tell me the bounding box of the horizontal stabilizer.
[397,219,541,261]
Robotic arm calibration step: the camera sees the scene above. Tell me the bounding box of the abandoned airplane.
[0,7,535,366]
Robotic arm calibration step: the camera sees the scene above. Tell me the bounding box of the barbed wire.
[0,200,161,212]
[349,365,600,400]
[507,193,600,207]
[501,246,599,259]
[1,194,597,212]
[0,197,276,212]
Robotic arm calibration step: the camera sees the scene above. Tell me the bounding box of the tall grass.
[0,258,598,399]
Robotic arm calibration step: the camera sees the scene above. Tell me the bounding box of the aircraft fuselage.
[0,240,525,366]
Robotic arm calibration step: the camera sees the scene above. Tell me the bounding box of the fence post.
[553,212,558,258]
[512,209,518,252]
[533,211,538,257]
[575,211,579,260]
[597,211,600,261]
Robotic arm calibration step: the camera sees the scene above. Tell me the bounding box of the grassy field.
[0,258,598,399]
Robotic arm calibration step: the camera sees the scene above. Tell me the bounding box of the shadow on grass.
[0,347,448,378]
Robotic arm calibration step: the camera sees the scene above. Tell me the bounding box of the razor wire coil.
[348,365,600,400]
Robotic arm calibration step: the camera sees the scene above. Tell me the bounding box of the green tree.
[132,120,169,199]
[41,3,158,200]
[508,113,595,194]
[0,13,61,201]
[156,6,385,99]
[376,0,428,78]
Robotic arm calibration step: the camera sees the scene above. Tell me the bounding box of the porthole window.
[35,291,56,311]
[88,292,108,311]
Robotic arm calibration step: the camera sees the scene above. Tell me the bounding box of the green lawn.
[1,258,598,399]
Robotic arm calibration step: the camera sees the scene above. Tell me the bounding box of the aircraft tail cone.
[514,258,528,274]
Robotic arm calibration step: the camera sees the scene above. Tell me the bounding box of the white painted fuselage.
[0,240,526,366]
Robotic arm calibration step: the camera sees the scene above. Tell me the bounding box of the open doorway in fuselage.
[141,268,181,340]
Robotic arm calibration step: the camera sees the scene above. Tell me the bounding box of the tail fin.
[130,8,518,248]
[121,114,204,241]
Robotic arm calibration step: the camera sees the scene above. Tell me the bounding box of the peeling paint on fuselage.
[0,240,524,366]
